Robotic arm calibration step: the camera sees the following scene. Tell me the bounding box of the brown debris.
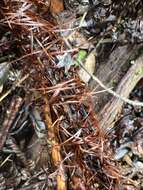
[50,0,64,14]
[0,0,123,189]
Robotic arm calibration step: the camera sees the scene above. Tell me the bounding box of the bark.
[99,55,143,131]
[90,44,141,112]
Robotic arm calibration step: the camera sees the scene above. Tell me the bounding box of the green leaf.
[78,51,96,83]
[76,50,87,65]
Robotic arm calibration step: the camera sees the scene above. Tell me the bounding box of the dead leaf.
[57,53,74,73]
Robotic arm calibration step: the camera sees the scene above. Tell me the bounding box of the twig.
[44,97,67,190]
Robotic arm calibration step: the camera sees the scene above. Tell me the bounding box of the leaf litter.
[0,0,143,190]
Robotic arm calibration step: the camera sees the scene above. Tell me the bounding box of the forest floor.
[0,0,143,189]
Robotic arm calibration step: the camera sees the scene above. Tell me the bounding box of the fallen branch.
[99,55,143,130]
[90,45,140,112]
[78,55,143,107]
